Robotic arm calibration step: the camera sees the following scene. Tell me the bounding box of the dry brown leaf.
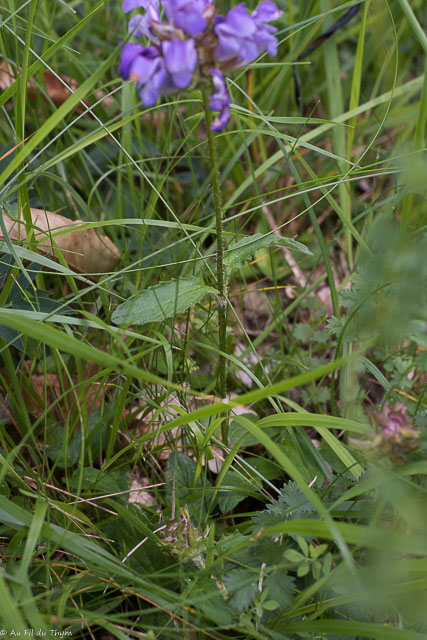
[22,361,108,422]
[2,208,121,273]
[234,343,259,388]
[132,402,182,460]
[234,284,271,336]
[206,445,225,474]
[0,63,15,92]
[28,71,113,112]
[128,472,157,507]
[29,372,63,418]
[0,63,112,112]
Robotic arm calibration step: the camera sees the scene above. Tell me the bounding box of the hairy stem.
[202,90,228,442]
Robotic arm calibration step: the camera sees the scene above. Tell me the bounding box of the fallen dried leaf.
[0,63,113,112]
[206,446,224,474]
[128,472,157,508]
[2,208,121,273]
[0,63,15,92]
[22,361,107,422]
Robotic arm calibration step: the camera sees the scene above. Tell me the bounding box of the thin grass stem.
[201,90,228,442]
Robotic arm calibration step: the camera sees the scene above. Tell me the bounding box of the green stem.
[202,90,228,442]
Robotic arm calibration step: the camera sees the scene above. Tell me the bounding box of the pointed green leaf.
[223,570,257,612]
[111,277,217,326]
[262,599,280,611]
[224,233,312,274]
[284,549,306,563]
[264,571,295,609]
[297,563,310,577]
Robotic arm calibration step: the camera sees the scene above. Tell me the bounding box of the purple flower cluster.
[119,0,282,130]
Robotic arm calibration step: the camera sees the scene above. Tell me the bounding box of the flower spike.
[208,69,231,131]
[119,0,282,129]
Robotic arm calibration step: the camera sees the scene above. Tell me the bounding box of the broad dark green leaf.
[46,427,82,468]
[111,277,217,326]
[264,571,295,608]
[192,578,233,625]
[223,569,257,612]
[165,451,213,520]
[69,467,130,504]
[217,469,249,513]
